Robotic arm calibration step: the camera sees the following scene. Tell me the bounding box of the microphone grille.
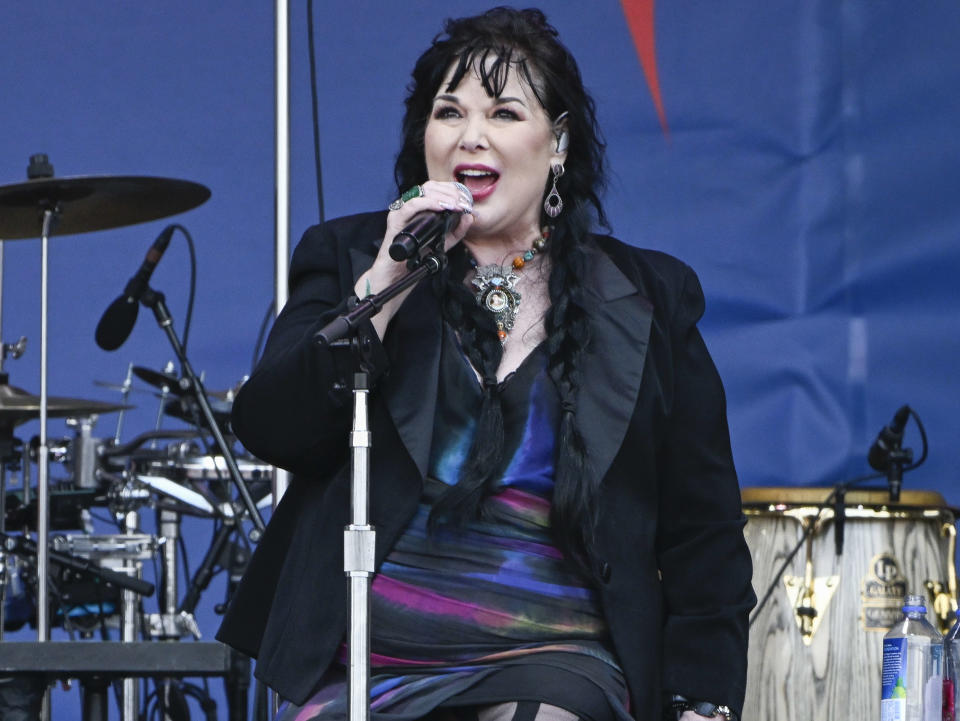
[452,182,473,206]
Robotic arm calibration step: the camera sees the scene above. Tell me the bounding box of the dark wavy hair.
[395,7,609,576]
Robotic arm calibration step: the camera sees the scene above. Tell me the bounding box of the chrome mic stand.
[315,247,447,721]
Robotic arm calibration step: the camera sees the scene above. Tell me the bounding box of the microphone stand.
[138,287,265,537]
[315,248,447,721]
[883,446,913,503]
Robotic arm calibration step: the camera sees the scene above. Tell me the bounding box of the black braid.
[428,246,506,529]
[544,205,597,577]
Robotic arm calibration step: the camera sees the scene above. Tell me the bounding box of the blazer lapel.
[350,247,442,478]
[576,247,653,487]
[348,243,649,486]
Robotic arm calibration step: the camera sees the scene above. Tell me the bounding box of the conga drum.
[742,487,958,721]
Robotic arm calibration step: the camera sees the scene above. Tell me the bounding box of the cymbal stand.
[112,363,135,444]
[36,206,57,644]
[149,507,199,721]
[121,510,141,721]
[152,374,173,449]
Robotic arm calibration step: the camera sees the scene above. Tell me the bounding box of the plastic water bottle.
[881,594,944,721]
[945,614,959,721]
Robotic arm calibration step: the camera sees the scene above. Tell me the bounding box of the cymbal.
[0,382,132,427]
[93,380,157,396]
[132,366,181,393]
[0,175,210,240]
[132,366,231,400]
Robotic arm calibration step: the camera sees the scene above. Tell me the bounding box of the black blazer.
[217,211,755,720]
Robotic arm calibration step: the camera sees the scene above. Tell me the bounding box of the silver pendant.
[472,264,522,333]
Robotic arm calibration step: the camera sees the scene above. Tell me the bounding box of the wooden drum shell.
[742,487,957,721]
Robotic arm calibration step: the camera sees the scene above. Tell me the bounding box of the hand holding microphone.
[354,181,473,341]
[388,181,474,261]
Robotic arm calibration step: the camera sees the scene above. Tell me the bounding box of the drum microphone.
[388,183,472,261]
[95,224,176,351]
[868,405,911,471]
[867,405,912,502]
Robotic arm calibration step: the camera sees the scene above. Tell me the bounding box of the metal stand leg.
[81,679,109,721]
[121,510,141,721]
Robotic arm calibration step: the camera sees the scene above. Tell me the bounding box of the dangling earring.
[544,162,564,218]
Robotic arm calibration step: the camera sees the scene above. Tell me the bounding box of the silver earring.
[544,162,564,218]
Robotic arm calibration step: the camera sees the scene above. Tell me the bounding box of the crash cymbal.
[0,175,210,240]
[0,382,132,427]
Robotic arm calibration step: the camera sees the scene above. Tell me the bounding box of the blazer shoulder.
[299,210,388,252]
[591,233,699,311]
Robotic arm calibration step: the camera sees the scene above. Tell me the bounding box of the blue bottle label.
[881,637,907,720]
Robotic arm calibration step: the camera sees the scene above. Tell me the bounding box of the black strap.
[512,701,542,721]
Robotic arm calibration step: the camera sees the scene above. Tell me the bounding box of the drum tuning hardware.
[146,610,201,640]
[783,517,839,645]
[1,336,27,364]
[924,580,957,634]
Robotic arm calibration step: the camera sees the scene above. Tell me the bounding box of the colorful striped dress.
[278,326,632,721]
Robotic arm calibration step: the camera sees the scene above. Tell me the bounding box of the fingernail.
[439,201,454,210]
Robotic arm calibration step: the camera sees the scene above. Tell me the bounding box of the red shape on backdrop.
[620,0,669,135]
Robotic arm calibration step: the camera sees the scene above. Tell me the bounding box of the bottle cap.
[903,593,926,612]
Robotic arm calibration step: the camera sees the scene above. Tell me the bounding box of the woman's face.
[424,60,565,242]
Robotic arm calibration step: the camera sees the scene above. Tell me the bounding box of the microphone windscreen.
[95,296,139,351]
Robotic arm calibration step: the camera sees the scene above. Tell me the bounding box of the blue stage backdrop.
[3,1,959,718]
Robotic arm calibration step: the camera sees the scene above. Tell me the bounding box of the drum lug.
[783,573,840,645]
[926,522,959,635]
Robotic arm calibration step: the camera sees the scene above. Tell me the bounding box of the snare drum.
[742,487,958,721]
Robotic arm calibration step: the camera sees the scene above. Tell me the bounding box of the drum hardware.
[781,513,839,644]
[0,154,212,655]
[99,283,265,537]
[0,335,27,372]
[134,474,215,516]
[743,486,957,721]
[63,417,101,490]
[146,508,201,641]
[925,521,958,634]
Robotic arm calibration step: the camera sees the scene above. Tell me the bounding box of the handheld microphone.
[389,183,472,261]
[95,225,176,351]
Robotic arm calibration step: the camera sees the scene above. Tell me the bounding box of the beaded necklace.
[469,228,550,344]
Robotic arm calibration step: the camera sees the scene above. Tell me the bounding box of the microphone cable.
[165,223,198,356]
[307,0,326,224]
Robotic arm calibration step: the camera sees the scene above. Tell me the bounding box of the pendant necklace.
[470,228,549,344]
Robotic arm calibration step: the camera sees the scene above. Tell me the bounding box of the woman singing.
[218,8,755,721]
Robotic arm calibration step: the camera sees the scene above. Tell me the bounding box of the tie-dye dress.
[277,326,632,721]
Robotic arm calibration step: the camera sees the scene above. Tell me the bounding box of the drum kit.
[0,155,270,721]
